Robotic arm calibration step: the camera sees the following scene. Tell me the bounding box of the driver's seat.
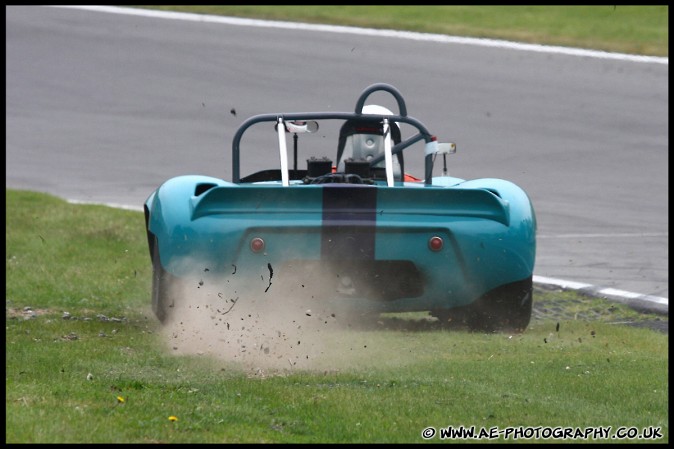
[336,106,403,180]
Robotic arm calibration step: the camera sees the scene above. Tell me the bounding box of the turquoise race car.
[144,83,536,332]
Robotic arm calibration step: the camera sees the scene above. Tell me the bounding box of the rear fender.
[144,175,233,271]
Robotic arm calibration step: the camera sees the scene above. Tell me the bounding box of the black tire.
[151,237,180,324]
[432,277,533,333]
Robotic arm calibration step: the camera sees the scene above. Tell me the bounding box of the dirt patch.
[5,306,49,319]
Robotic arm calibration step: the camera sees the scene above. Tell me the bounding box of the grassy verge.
[134,5,668,57]
[5,189,669,443]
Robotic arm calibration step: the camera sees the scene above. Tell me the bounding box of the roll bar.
[354,83,408,117]
[231,84,439,185]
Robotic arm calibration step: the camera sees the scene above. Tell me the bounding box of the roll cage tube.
[382,118,394,187]
[276,117,290,187]
[231,84,437,185]
[354,83,408,117]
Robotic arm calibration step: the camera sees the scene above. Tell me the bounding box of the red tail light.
[428,236,443,251]
[250,237,265,253]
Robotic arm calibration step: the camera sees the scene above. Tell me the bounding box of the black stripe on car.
[321,185,377,260]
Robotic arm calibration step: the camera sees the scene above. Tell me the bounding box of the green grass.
[5,189,669,443]
[134,5,668,57]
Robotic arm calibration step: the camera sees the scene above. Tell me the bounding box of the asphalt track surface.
[6,6,668,314]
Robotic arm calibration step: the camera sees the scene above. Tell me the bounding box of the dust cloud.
[157,259,386,374]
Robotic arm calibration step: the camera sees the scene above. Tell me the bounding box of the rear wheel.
[151,237,181,324]
[432,277,533,333]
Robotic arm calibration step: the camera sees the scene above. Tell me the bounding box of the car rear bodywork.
[145,83,536,332]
